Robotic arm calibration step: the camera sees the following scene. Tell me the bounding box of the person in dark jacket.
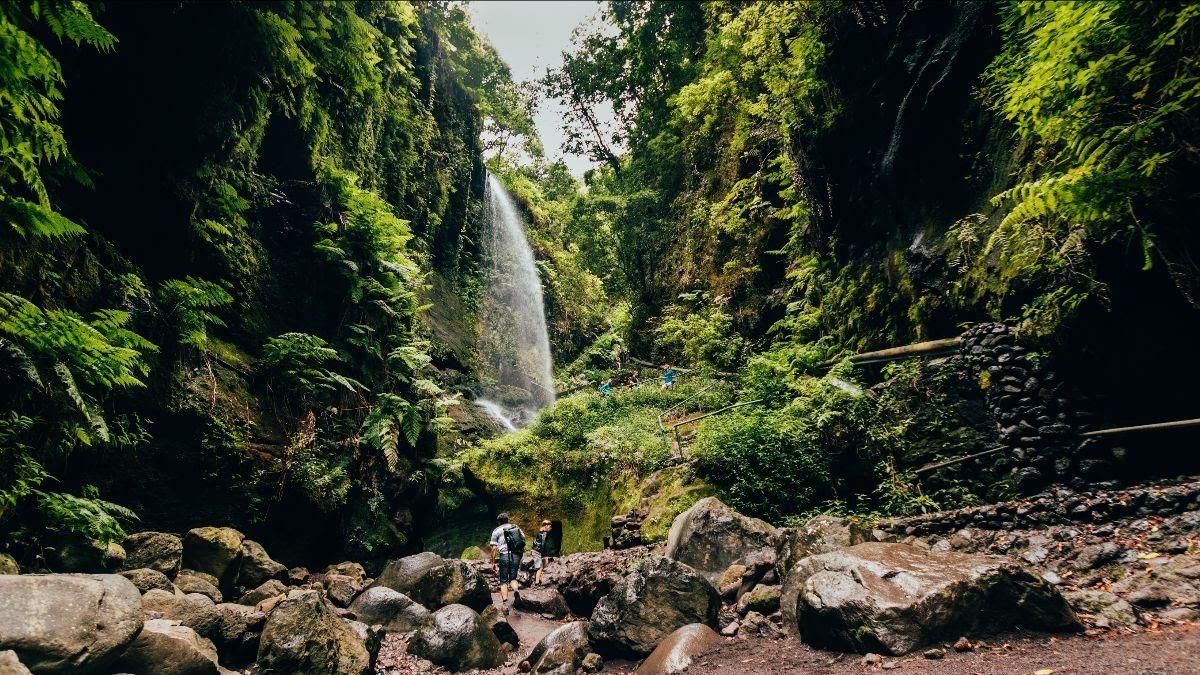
[531,520,552,586]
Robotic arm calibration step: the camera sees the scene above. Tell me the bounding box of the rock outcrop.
[372,552,489,611]
[634,623,721,675]
[588,557,720,657]
[781,542,1081,654]
[0,574,143,674]
[665,497,781,584]
[111,619,220,675]
[407,604,504,671]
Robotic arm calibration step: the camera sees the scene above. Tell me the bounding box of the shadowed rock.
[407,604,504,671]
[523,621,591,675]
[347,587,430,632]
[112,619,220,675]
[372,553,489,611]
[182,527,244,587]
[256,590,369,675]
[588,557,719,657]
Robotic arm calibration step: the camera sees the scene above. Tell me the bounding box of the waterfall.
[476,173,556,429]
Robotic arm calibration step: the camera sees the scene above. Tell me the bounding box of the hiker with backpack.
[490,512,525,614]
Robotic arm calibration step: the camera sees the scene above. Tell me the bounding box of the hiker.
[626,369,641,390]
[531,520,552,586]
[598,378,614,396]
[490,513,525,614]
[611,339,625,370]
[661,364,677,389]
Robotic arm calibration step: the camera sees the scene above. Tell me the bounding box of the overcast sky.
[466,1,605,174]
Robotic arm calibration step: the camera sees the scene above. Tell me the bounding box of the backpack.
[503,524,525,555]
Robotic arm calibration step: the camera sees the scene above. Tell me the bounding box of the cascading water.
[475,173,556,429]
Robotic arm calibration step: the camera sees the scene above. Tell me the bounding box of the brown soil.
[673,625,1200,675]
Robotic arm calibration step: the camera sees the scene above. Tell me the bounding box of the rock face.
[407,604,504,671]
[781,543,1081,654]
[347,587,430,632]
[256,590,369,675]
[588,557,720,657]
[111,619,220,675]
[236,540,286,589]
[372,552,490,611]
[0,574,143,674]
[123,531,184,577]
[523,621,591,675]
[182,527,245,587]
[665,497,781,583]
[514,587,569,618]
[634,623,721,675]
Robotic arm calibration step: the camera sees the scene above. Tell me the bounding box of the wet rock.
[372,552,490,612]
[119,567,175,594]
[778,515,866,575]
[588,556,720,657]
[175,569,222,602]
[736,584,781,616]
[347,586,431,632]
[524,621,591,675]
[635,623,721,675]
[781,543,1080,654]
[665,497,781,584]
[236,540,286,589]
[111,619,219,675]
[0,650,31,675]
[256,589,369,675]
[0,574,143,674]
[407,604,504,671]
[514,587,569,618]
[237,579,287,607]
[182,527,245,587]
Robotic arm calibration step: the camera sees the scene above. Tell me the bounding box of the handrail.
[1081,418,1200,437]
[821,337,961,369]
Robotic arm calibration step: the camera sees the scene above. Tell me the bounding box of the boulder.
[523,621,591,675]
[777,515,867,576]
[634,623,721,675]
[0,650,31,675]
[372,552,490,611]
[736,610,779,638]
[324,573,361,608]
[407,604,504,671]
[0,573,143,674]
[256,590,369,675]
[210,603,266,666]
[119,567,175,594]
[540,547,659,617]
[588,557,720,657]
[235,540,285,589]
[347,587,430,632]
[343,620,383,670]
[287,567,309,585]
[123,532,183,577]
[1064,589,1138,629]
[664,497,781,584]
[182,527,244,586]
[736,585,781,616]
[175,569,222,602]
[141,590,221,641]
[0,555,19,575]
[57,540,125,572]
[480,605,518,648]
[326,561,366,582]
[237,579,287,607]
[111,619,220,675]
[781,543,1081,655]
[513,587,569,618]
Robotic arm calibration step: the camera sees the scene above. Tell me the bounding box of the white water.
[475,173,556,428]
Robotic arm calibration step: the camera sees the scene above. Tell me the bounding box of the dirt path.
[674,625,1200,675]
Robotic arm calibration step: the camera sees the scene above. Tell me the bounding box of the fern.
[156,277,233,350]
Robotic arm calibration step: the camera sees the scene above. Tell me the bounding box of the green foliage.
[260,332,363,402]
[156,277,233,351]
[656,292,746,371]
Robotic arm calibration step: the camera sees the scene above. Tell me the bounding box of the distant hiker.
[626,369,641,390]
[611,339,625,370]
[490,513,525,614]
[598,378,614,396]
[532,520,552,586]
[661,364,677,389]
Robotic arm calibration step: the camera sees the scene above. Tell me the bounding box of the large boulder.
[514,587,569,618]
[182,527,244,587]
[588,557,720,657]
[123,532,183,577]
[372,553,489,611]
[635,623,721,675]
[256,590,369,675]
[781,543,1081,655]
[523,621,591,675]
[111,619,219,675]
[175,569,222,602]
[347,587,430,632]
[235,540,285,589]
[119,567,174,594]
[479,605,518,648]
[407,604,504,671]
[323,574,361,608]
[0,574,143,674]
[777,515,868,576]
[664,497,781,584]
[540,546,659,617]
[210,603,266,667]
[141,590,221,640]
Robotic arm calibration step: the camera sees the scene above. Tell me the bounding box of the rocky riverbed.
[0,478,1196,674]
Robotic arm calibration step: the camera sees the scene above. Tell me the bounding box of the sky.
[465,1,605,174]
